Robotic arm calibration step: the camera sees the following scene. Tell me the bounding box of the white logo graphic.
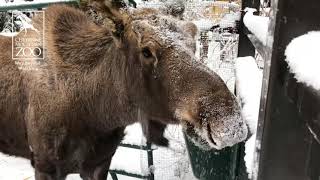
[11,10,45,71]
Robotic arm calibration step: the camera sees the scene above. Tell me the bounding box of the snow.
[235,56,262,134]
[235,56,263,179]
[154,125,194,180]
[137,1,240,22]
[244,134,256,179]
[121,123,147,146]
[201,31,238,90]
[0,154,34,180]
[243,8,269,45]
[192,19,216,31]
[219,12,241,29]
[110,146,150,175]
[285,31,320,91]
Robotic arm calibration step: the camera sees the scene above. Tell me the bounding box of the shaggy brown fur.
[0,3,247,180]
[80,0,198,146]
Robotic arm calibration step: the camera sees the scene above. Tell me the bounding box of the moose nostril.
[207,123,217,146]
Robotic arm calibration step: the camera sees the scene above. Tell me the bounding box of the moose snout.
[176,105,248,150]
[206,113,248,150]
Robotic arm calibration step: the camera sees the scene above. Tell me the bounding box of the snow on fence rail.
[243,8,269,45]
[285,31,320,91]
[235,56,263,179]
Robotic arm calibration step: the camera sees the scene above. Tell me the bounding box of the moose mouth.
[183,118,248,150]
[206,123,217,146]
[183,121,215,151]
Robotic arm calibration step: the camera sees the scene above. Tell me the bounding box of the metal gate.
[237,0,320,180]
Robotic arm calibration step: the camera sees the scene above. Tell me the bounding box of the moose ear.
[89,0,128,39]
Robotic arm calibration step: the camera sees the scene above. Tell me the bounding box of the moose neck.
[76,37,144,130]
[34,25,144,131]
[32,5,149,130]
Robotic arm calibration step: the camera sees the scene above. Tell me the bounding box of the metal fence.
[238,0,320,180]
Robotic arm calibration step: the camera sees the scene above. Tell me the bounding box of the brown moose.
[0,2,247,180]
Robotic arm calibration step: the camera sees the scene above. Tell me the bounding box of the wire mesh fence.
[138,0,242,92]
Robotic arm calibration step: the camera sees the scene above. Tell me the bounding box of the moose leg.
[31,148,68,180]
[80,126,125,180]
[93,155,114,180]
[35,171,53,180]
[142,119,169,147]
[35,170,66,180]
[25,102,70,180]
[80,145,119,180]
[80,158,112,180]
[29,131,68,180]
[27,128,68,180]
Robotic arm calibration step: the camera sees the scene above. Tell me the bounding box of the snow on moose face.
[175,91,248,150]
[170,67,248,150]
[127,14,248,150]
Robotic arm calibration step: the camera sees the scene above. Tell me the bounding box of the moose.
[0,1,248,180]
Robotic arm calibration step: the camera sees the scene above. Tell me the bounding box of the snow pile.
[235,56,263,178]
[244,133,256,179]
[111,146,150,175]
[243,8,269,45]
[0,154,34,180]
[235,57,263,133]
[285,31,320,90]
[109,123,149,176]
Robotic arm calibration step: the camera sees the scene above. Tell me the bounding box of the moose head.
[85,0,248,149]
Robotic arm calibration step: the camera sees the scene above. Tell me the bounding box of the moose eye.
[142,48,153,58]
